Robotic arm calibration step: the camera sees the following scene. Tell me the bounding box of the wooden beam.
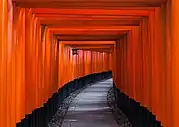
[39,19,140,26]
[61,41,115,44]
[56,35,124,41]
[31,8,151,16]
[14,0,164,8]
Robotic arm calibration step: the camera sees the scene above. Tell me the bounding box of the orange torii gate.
[1,0,179,127]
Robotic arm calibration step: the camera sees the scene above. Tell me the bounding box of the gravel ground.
[107,88,132,127]
[48,84,90,127]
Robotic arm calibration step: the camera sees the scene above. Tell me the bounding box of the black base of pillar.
[113,83,162,127]
[16,71,112,127]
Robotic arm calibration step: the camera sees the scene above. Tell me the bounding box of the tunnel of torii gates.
[0,0,179,127]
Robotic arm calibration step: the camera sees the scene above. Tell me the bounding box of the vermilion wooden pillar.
[170,0,179,126]
[0,0,8,127]
[7,1,15,127]
[166,1,173,126]
[113,7,169,126]
[1,1,112,127]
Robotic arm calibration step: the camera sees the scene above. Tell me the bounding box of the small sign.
[72,49,78,55]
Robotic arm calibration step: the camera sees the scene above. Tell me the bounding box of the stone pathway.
[48,84,89,127]
[61,79,131,127]
[49,79,132,127]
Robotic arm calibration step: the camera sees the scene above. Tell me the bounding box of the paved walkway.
[61,79,119,127]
